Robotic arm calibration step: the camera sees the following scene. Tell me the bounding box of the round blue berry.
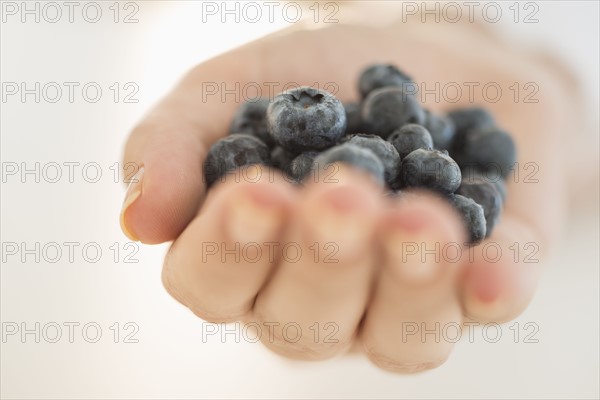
[345,133,400,187]
[343,102,363,135]
[313,143,385,184]
[204,134,270,187]
[388,124,434,159]
[361,87,425,139]
[447,107,495,135]
[450,194,486,245]
[267,87,346,152]
[400,148,461,193]
[289,151,319,182]
[229,98,274,148]
[451,126,517,179]
[457,178,502,238]
[423,110,456,150]
[270,145,297,174]
[358,64,414,99]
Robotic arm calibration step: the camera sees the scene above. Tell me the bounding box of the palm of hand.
[121,22,568,371]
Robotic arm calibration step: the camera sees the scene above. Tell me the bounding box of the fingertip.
[386,189,467,245]
[120,126,207,244]
[203,165,297,209]
[305,164,386,195]
[460,216,543,323]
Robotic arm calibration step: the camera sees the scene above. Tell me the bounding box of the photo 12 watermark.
[200,81,340,103]
[200,320,340,344]
[399,1,540,24]
[1,161,142,184]
[200,241,340,264]
[2,82,140,104]
[199,1,340,24]
[401,320,540,344]
[1,1,140,24]
[2,321,140,344]
[2,241,141,265]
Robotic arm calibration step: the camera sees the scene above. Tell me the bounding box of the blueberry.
[362,87,425,139]
[492,176,507,203]
[313,143,385,184]
[451,126,517,179]
[289,151,319,181]
[345,133,400,186]
[204,134,270,187]
[344,102,363,135]
[450,194,486,245]
[447,107,495,135]
[456,178,502,237]
[399,148,461,193]
[423,110,456,150]
[388,124,434,159]
[270,145,298,173]
[358,64,414,99]
[267,87,346,152]
[462,168,507,203]
[229,98,274,148]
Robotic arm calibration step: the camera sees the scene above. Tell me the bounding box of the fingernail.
[225,189,284,244]
[384,231,441,284]
[460,265,505,322]
[471,267,502,304]
[306,186,374,252]
[120,167,144,241]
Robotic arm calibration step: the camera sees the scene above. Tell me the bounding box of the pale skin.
[120,21,578,372]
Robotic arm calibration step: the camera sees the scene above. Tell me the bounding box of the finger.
[162,167,295,323]
[120,48,257,244]
[120,120,207,244]
[252,167,383,360]
[460,215,542,323]
[456,62,566,323]
[361,192,466,373]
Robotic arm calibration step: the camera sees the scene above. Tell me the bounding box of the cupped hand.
[120,21,572,372]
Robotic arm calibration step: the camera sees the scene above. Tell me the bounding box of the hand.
[119,21,574,372]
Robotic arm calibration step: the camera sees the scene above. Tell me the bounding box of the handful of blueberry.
[204,64,516,245]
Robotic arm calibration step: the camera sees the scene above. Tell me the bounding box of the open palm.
[120,21,570,372]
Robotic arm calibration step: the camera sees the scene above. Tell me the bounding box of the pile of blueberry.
[204,64,516,244]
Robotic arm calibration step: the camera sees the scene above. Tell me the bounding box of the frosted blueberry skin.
[344,133,400,187]
[289,151,319,182]
[229,98,274,148]
[423,110,456,150]
[450,194,487,245]
[204,134,270,188]
[388,124,434,159]
[399,148,461,194]
[361,87,426,139]
[451,126,517,179]
[343,102,363,135]
[267,87,346,152]
[358,64,414,99]
[447,107,495,135]
[270,145,298,174]
[491,176,507,203]
[461,167,507,204]
[313,143,385,184]
[457,178,502,238]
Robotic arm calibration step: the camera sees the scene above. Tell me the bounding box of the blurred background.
[1,1,598,398]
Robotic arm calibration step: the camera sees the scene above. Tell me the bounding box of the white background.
[1,1,599,398]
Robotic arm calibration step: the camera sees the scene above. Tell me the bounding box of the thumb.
[118,37,263,244]
[120,110,207,244]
